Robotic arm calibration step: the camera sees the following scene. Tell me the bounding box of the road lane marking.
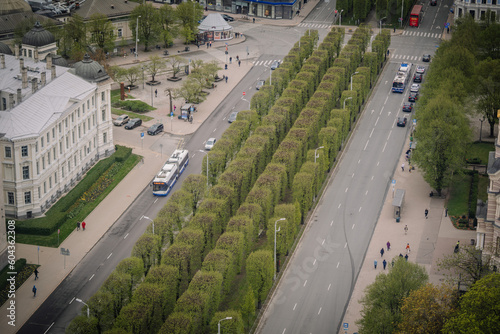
[337,262,340,268]
[313,259,317,265]
[344,243,347,248]
[375,116,379,126]
[124,233,129,239]
[107,253,112,260]
[44,323,55,334]
[364,140,369,150]
[282,329,286,334]
[387,130,392,141]
[365,190,368,196]
[352,173,355,178]
[304,280,307,287]
[359,207,362,212]
[213,128,217,132]
[89,274,95,281]
[358,159,361,164]
[381,106,385,113]
[382,142,387,152]
[330,220,334,226]
[371,109,374,114]
[293,303,297,310]
[328,283,331,291]
[352,224,355,229]
[322,239,325,245]
[318,307,322,315]
[377,161,379,166]
[369,128,374,138]
[384,96,389,104]
[338,204,341,208]
[69,297,75,304]
[154,198,159,203]
[345,187,348,192]
[372,175,374,180]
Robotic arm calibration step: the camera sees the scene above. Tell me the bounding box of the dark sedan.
[147,123,164,135]
[402,102,413,113]
[222,14,234,21]
[397,117,408,127]
[422,54,431,62]
[408,92,419,102]
[413,73,423,83]
[124,118,142,130]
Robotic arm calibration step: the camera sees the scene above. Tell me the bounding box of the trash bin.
[396,217,400,223]
[471,239,475,246]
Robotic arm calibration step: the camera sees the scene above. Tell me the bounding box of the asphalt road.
[257,2,452,333]
[18,20,311,333]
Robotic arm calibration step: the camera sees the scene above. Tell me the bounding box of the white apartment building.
[0,52,114,219]
[454,0,499,22]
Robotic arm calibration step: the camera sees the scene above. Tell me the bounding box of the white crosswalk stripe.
[402,31,440,39]
[298,22,333,30]
[252,59,282,67]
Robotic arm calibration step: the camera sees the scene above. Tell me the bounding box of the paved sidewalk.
[339,135,475,334]
[1,4,326,332]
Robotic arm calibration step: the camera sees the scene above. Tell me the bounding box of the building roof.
[22,21,55,47]
[199,13,233,31]
[0,0,32,15]
[75,0,139,20]
[0,70,96,141]
[0,12,59,40]
[0,41,12,54]
[69,54,109,82]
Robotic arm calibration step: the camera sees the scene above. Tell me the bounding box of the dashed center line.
[124,233,129,239]
[375,116,380,126]
[318,307,322,315]
[328,283,331,291]
[382,142,387,152]
[369,128,374,138]
[313,259,317,265]
[322,239,325,245]
[107,253,112,260]
[345,187,348,192]
[89,274,95,281]
[352,224,355,229]
[304,280,307,287]
[337,262,340,268]
[359,207,362,212]
[338,204,341,208]
[365,190,369,195]
[293,303,297,310]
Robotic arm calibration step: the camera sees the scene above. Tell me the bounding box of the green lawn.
[466,142,494,165]
[447,173,471,218]
[111,107,154,122]
[478,174,489,202]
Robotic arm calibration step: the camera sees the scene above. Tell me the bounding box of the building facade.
[454,0,499,22]
[0,52,114,219]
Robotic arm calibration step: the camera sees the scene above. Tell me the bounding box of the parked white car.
[114,115,129,126]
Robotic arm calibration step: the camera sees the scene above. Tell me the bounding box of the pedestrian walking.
[374,260,377,269]
[405,253,409,261]
[76,222,80,231]
[399,253,404,258]
[454,240,460,253]
[387,241,391,251]
[207,42,209,49]
[406,243,410,253]
[32,285,37,297]
[225,76,228,83]
[34,268,38,280]
[401,163,405,172]
[236,55,239,61]
[82,221,86,231]
[380,248,385,257]
[404,225,408,235]
[383,259,387,270]
[391,259,395,267]
[155,89,157,97]
[229,57,232,64]
[425,208,429,219]
[174,105,176,112]
[253,17,255,23]
[238,60,241,67]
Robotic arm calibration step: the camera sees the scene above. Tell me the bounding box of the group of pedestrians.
[375,239,413,270]
[76,221,86,231]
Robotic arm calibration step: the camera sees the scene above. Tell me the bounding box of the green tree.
[102,271,132,318]
[130,3,161,52]
[397,283,457,334]
[63,14,87,61]
[443,273,500,333]
[145,55,167,83]
[159,4,178,48]
[112,65,141,87]
[132,233,161,273]
[474,58,500,137]
[115,257,144,288]
[357,258,428,333]
[181,174,207,214]
[166,55,186,78]
[412,95,471,195]
[209,310,245,334]
[87,290,115,332]
[437,244,496,290]
[65,315,99,334]
[246,250,274,308]
[88,13,115,52]
[175,1,203,44]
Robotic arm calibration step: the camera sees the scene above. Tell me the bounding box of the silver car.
[270,61,280,70]
[113,115,129,126]
[256,80,265,90]
[228,111,239,123]
[205,137,216,150]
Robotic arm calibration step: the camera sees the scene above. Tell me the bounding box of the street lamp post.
[479,116,486,142]
[274,218,286,280]
[401,0,404,27]
[135,16,141,59]
[315,146,324,163]
[343,96,353,109]
[142,215,155,235]
[339,9,344,26]
[199,150,209,186]
[75,298,89,318]
[380,17,387,35]
[242,97,251,109]
[142,66,144,89]
[350,71,359,91]
[218,317,233,334]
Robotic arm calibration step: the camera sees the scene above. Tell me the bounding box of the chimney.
[46,54,52,70]
[51,65,56,79]
[19,57,24,70]
[31,78,38,93]
[34,49,39,62]
[41,72,46,86]
[0,54,4,69]
[17,89,22,104]
[9,94,15,108]
[22,67,28,89]
[15,45,19,59]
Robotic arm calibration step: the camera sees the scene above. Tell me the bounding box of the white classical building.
[0,52,115,219]
[454,0,499,22]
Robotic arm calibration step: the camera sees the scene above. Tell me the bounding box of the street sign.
[392,179,396,185]
[413,119,417,125]
[243,92,246,96]
[141,132,144,138]
[170,111,174,117]
[343,323,349,330]
[60,248,70,256]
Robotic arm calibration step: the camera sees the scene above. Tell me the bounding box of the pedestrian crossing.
[252,59,282,67]
[298,22,334,29]
[390,54,426,61]
[402,31,441,38]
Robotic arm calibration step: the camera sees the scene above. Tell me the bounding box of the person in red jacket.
[82,221,86,231]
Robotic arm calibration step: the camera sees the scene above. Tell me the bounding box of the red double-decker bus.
[409,5,423,27]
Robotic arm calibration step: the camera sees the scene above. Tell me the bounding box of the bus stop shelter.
[392,189,405,222]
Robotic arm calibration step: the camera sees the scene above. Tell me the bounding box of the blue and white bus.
[392,62,412,93]
[152,149,189,196]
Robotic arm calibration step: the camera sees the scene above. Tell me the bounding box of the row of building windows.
[7,191,31,205]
